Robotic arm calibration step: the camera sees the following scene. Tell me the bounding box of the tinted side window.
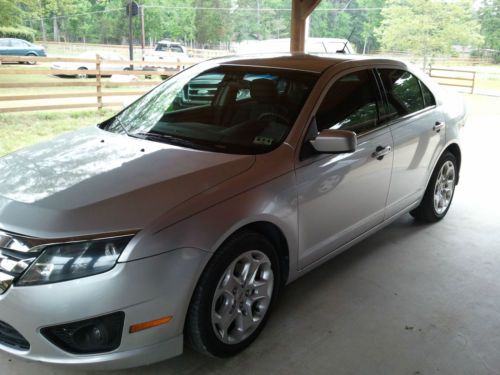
[420,82,436,107]
[378,69,425,119]
[316,70,381,135]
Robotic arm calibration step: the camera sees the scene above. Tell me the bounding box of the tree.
[194,0,233,46]
[478,0,500,51]
[356,0,385,53]
[376,0,483,67]
[231,0,290,41]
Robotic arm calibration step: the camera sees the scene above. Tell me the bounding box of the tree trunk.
[53,17,59,42]
[40,18,47,42]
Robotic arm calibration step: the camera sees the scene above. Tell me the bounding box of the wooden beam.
[290,0,322,52]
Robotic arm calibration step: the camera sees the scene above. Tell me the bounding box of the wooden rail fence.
[428,66,476,94]
[0,57,485,114]
[0,55,196,113]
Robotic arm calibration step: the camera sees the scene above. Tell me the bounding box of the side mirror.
[310,129,357,153]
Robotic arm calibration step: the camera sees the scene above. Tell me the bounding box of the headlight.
[17,236,133,286]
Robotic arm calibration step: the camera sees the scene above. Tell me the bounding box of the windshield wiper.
[112,117,130,136]
[133,132,216,151]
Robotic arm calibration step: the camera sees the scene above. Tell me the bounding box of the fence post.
[96,54,103,110]
[471,71,476,95]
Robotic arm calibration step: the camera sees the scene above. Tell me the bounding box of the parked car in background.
[143,40,189,74]
[51,51,129,78]
[0,54,465,369]
[0,38,46,64]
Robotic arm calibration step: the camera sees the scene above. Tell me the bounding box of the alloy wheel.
[211,250,274,345]
[433,160,455,215]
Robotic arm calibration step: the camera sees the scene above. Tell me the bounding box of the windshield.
[102,62,318,154]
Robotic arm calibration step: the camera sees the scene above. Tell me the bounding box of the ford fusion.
[0,54,465,369]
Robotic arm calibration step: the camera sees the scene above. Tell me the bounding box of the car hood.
[0,126,255,238]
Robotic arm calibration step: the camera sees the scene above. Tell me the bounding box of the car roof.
[158,40,183,45]
[216,53,406,74]
[0,38,26,41]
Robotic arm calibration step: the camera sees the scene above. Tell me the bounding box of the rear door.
[376,68,446,218]
[9,39,29,56]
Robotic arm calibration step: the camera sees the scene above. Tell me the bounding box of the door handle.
[372,145,392,160]
[433,121,445,132]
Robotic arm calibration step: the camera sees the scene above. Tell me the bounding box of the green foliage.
[376,0,483,61]
[0,26,35,42]
[478,0,500,51]
[231,0,290,41]
[1,0,492,61]
[310,0,354,39]
[195,0,233,44]
[142,0,196,42]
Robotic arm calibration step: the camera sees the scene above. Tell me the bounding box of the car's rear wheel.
[186,230,280,357]
[25,53,37,65]
[410,152,457,222]
[76,67,88,79]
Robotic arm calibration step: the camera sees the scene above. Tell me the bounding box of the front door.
[296,69,393,269]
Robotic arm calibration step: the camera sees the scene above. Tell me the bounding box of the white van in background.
[234,38,355,55]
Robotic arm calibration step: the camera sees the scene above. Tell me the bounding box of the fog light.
[41,312,124,354]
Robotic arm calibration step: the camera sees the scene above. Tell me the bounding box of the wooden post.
[471,71,476,95]
[96,55,103,110]
[290,0,321,52]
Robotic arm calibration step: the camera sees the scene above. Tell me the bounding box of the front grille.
[186,83,218,102]
[0,321,30,350]
[0,247,39,294]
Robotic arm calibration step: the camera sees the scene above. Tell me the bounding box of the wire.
[28,5,386,21]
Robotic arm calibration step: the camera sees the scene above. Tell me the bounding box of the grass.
[0,109,116,156]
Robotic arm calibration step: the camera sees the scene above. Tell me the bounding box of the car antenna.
[336,28,355,54]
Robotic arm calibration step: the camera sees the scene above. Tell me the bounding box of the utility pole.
[128,0,134,69]
[140,5,145,61]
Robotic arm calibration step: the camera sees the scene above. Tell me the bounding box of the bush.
[0,27,35,42]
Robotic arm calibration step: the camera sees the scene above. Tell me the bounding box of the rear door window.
[420,82,436,107]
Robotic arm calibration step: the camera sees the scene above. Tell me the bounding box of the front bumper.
[0,248,209,370]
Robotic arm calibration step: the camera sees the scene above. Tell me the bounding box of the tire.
[76,67,88,79]
[186,230,280,357]
[25,53,37,65]
[410,152,458,222]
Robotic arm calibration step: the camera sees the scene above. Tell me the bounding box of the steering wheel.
[257,112,290,125]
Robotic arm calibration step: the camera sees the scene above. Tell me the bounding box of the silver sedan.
[0,54,465,369]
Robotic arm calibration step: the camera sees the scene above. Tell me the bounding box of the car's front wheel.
[411,151,458,222]
[186,230,280,357]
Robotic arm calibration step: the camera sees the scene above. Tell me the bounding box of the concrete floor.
[1,94,500,375]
